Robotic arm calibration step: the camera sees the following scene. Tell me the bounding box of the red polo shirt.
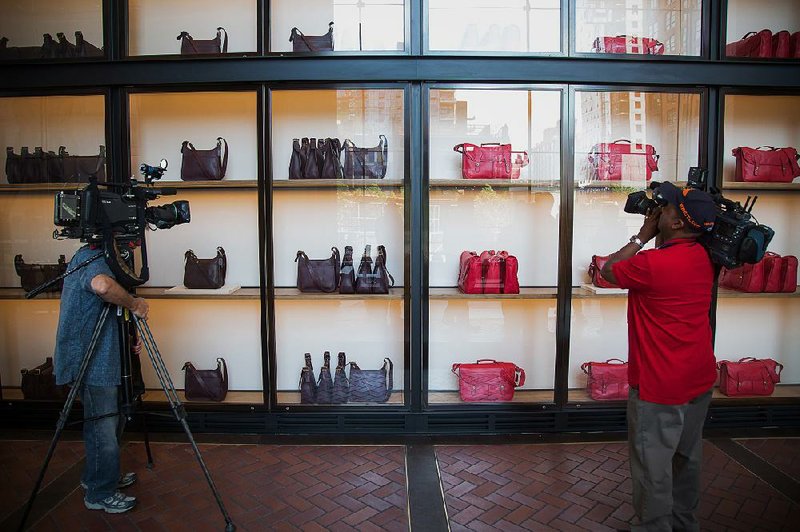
[611,238,717,405]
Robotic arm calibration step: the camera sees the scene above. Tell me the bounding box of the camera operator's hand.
[131,297,149,320]
[637,206,662,244]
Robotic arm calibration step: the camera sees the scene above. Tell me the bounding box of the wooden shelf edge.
[274,287,404,300]
[273,179,404,188]
[429,287,558,300]
[722,182,800,191]
[429,179,558,189]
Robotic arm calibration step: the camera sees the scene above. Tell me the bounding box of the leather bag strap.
[183,362,215,398]
[217,357,228,385]
[217,27,228,53]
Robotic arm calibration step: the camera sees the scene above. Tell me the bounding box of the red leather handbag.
[591,35,664,55]
[458,250,520,294]
[458,251,484,294]
[717,357,783,396]
[719,260,767,292]
[588,255,620,289]
[454,143,513,179]
[792,32,800,58]
[588,139,659,181]
[772,30,792,58]
[732,146,800,183]
[762,253,798,293]
[580,359,629,401]
[726,30,773,58]
[452,359,525,402]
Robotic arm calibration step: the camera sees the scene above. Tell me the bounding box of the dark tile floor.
[1,435,798,531]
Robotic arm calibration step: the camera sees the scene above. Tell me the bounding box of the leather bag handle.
[217,27,228,53]
[217,357,228,385]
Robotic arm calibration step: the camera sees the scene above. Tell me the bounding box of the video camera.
[52,159,190,287]
[624,167,774,269]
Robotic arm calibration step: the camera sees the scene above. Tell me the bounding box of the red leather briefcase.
[458,250,520,294]
[726,30,773,58]
[588,255,620,289]
[452,359,525,402]
[717,357,783,396]
[581,359,629,401]
[772,30,791,58]
[591,35,664,55]
[588,139,659,181]
[454,143,513,179]
[732,146,800,183]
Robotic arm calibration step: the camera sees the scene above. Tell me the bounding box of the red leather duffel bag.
[588,139,659,181]
[581,359,629,401]
[458,250,520,294]
[454,143,516,179]
[732,146,800,183]
[588,255,620,289]
[717,357,783,396]
[452,359,525,402]
[726,30,773,58]
[763,253,798,293]
[719,260,767,292]
[591,35,664,55]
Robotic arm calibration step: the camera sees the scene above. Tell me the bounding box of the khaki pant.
[627,387,712,532]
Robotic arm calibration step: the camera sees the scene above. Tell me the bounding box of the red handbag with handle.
[452,359,526,402]
[588,255,620,289]
[581,359,629,401]
[762,253,798,293]
[732,146,800,183]
[458,250,520,294]
[792,32,800,58]
[717,357,783,396]
[454,143,513,179]
[458,251,484,294]
[588,139,659,181]
[719,260,767,292]
[772,30,791,58]
[591,35,664,55]
[726,30,773,58]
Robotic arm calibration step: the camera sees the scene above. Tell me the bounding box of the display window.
[270,0,407,53]
[570,88,701,403]
[427,87,562,405]
[721,94,800,191]
[724,0,800,61]
[427,0,561,54]
[270,88,407,406]
[574,0,702,57]
[127,0,258,57]
[0,0,104,62]
[128,89,263,404]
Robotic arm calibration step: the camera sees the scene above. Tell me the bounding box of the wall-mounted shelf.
[0,288,61,300]
[429,179,557,189]
[573,287,799,299]
[276,391,404,405]
[274,287,404,300]
[152,180,258,189]
[568,385,800,404]
[428,390,555,404]
[135,287,260,299]
[272,179,404,189]
[429,287,558,299]
[0,183,93,193]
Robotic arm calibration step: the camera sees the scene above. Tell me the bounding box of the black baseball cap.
[655,182,717,233]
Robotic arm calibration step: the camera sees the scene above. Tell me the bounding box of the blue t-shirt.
[54,245,121,387]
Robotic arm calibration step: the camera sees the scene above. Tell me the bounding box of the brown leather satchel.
[183,358,228,401]
[289,22,334,52]
[15,254,67,292]
[177,28,228,55]
[180,138,228,181]
[296,248,340,293]
[21,357,68,400]
[184,247,227,289]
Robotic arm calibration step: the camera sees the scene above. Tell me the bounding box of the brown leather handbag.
[289,22,334,52]
[15,254,67,292]
[296,248,340,293]
[177,28,228,55]
[184,247,226,289]
[183,358,228,401]
[21,357,68,400]
[343,135,388,179]
[180,138,228,181]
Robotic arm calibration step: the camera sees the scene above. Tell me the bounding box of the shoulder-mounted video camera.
[52,159,190,288]
[624,167,774,269]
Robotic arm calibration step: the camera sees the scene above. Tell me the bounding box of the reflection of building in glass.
[337,89,403,136]
[532,124,560,182]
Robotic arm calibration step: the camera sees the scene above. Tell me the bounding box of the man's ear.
[671,216,685,231]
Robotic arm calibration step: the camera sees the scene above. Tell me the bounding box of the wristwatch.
[629,235,645,249]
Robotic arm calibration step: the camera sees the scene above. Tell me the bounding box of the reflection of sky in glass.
[334,0,405,50]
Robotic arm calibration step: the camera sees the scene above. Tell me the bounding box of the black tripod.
[18,257,235,531]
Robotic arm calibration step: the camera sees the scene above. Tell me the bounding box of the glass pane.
[0,0,104,62]
[271,89,406,406]
[575,0,702,56]
[725,0,800,60]
[128,0,257,56]
[428,0,561,53]
[127,90,262,404]
[722,95,800,186]
[570,89,701,402]
[428,88,561,405]
[270,0,406,52]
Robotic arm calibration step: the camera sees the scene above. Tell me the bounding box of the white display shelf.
[274,287,403,300]
[428,287,558,300]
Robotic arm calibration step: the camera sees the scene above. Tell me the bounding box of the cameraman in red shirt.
[601,182,718,532]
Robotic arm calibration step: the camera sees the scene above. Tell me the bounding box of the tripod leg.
[18,304,112,532]
[142,411,155,470]
[134,316,235,532]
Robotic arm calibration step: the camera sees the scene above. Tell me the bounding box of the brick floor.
[1,437,799,531]
[738,437,800,483]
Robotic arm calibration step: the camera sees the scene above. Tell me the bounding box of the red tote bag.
[725,30,773,58]
[458,251,483,294]
[588,255,620,289]
[762,253,798,293]
[732,146,800,183]
[580,359,629,401]
[452,359,526,402]
[591,35,664,55]
[772,30,791,58]
[588,139,659,181]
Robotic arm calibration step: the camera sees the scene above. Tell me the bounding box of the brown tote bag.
[180,137,228,181]
[184,247,227,289]
[177,28,228,55]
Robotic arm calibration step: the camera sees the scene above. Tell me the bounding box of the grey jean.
[627,387,713,532]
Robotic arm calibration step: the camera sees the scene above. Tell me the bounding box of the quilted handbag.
[717,357,783,396]
[299,353,317,404]
[183,358,228,401]
[296,248,340,293]
[588,139,659,181]
[591,35,665,55]
[316,351,334,404]
[184,247,226,289]
[457,250,519,294]
[343,135,388,179]
[332,352,349,404]
[580,359,629,401]
[349,358,393,403]
[289,22,334,52]
[180,138,228,181]
[451,359,526,402]
[177,27,228,55]
[588,255,619,289]
[14,254,67,292]
[21,357,69,400]
[454,143,514,179]
[726,30,773,58]
[732,146,800,183]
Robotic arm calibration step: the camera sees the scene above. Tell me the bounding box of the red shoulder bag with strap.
[717,357,783,396]
[452,359,526,402]
[588,139,660,181]
[726,30,773,58]
[591,35,664,55]
[732,146,800,183]
[588,255,619,289]
[580,359,629,401]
